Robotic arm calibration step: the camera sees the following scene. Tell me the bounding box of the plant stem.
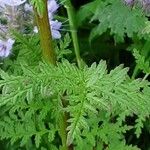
[142,73,149,81]
[33,1,73,149]
[131,65,139,79]
[64,0,82,68]
[34,0,56,64]
[59,96,73,150]
[59,110,68,150]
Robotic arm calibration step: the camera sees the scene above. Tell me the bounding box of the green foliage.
[77,0,148,42]
[55,33,72,60]
[133,49,150,74]
[0,1,150,149]
[30,0,45,16]
[2,32,41,75]
[0,56,150,149]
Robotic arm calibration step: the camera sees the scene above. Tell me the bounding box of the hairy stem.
[64,0,82,68]
[59,96,73,150]
[33,1,73,149]
[34,0,56,64]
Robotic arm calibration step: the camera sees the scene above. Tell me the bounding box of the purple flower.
[0,38,15,57]
[0,0,26,6]
[50,20,62,39]
[48,0,59,19]
[48,0,61,39]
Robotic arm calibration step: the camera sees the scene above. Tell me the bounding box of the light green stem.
[34,0,56,64]
[64,0,82,68]
[142,73,149,81]
[131,65,139,79]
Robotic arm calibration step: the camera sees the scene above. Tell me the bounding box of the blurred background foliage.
[70,0,150,76]
[69,1,150,149]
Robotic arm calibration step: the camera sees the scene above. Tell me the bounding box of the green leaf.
[133,49,150,74]
[30,0,45,16]
[77,0,147,42]
[35,133,41,148]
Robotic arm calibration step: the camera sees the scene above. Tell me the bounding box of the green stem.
[59,111,68,150]
[34,0,56,64]
[142,73,149,81]
[131,65,139,79]
[64,0,82,68]
[58,96,73,150]
[33,1,74,149]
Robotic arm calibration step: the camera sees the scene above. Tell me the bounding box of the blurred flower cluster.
[124,0,135,6]
[0,0,61,58]
[0,0,27,58]
[0,0,26,6]
[124,0,150,13]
